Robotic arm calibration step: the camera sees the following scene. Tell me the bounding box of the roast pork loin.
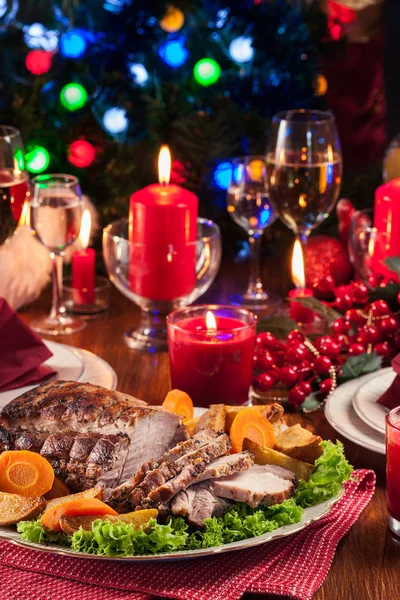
[171,482,232,527]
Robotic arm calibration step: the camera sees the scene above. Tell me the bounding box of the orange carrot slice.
[162,389,194,420]
[0,450,54,498]
[230,408,276,453]
[41,498,117,532]
[44,477,70,501]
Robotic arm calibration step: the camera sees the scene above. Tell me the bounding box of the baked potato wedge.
[0,491,46,526]
[243,438,314,481]
[275,424,323,464]
[225,403,284,433]
[193,404,227,434]
[59,509,158,535]
[45,485,104,510]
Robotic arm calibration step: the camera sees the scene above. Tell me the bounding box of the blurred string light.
[159,38,188,67]
[68,140,96,168]
[60,30,86,58]
[23,23,58,51]
[103,107,128,134]
[313,73,328,96]
[129,63,149,85]
[214,162,232,189]
[229,36,254,64]
[103,0,130,13]
[216,8,229,29]
[0,0,7,18]
[25,50,52,75]
[159,6,184,33]
[60,83,88,111]
[194,58,221,86]
[25,146,50,173]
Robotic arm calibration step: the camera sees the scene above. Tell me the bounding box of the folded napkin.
[0,469,375,600]
[0,298,56,392]
[377,354,400,409]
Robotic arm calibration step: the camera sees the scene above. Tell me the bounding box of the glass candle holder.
[64,276,111,315]
[386,406,400,537]
[167,305,257,408]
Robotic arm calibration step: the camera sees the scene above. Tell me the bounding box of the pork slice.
[171,482,232,527]
[40,430,78,479]
[260,464,298,488]
[85,434,130,490]
[211,464,295,508]
[13,429,48,453]
[196,452,254,483]
[106,459,159,510]
[159,429,218,463]
[141,434,232,507]
[0,425,15,452]
[65,433,102,491]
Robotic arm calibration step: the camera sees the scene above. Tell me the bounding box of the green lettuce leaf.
[295,440,353,508]
[17,520,71,547]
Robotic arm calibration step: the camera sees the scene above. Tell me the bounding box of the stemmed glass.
[266,110,342,260]
[0,126,30,245]
[29,174,86,335]
[227,155,280,311]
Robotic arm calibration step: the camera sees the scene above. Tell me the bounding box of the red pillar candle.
[167,306,256,407]
[386,407,400,534]
[129,146,198,301]
[72,210,95,305]
[289,240,314,324]
[373,179,400,282]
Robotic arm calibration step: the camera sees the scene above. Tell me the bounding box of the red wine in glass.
[0,169,30,245]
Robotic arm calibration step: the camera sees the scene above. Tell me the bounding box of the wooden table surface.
[20,259,399,600]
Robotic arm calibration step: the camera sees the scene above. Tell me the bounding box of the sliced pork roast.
[171,482,232,527]
[0,381,182,491]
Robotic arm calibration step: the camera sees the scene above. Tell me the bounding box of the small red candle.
[289,240,314,324]
[386,406,400,535]
[72,209,95,305]
[373,179,400,282]
[129,146,198,301]
[167,306,256,407]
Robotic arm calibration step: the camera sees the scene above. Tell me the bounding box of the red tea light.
[72,209,95,305]
[386,406,400,537]
[167,305,256,408]
[289,240,314,325]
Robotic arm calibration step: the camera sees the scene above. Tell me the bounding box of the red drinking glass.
[167,305,257,408]
[386,406,400,537]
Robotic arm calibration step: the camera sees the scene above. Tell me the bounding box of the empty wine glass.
[227,156,280,311]
[266,110,342,259]
[29,174,85,335]
[0,125,30,245]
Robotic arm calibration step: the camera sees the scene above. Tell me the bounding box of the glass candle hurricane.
[386,406,400,537]
[167,305,257,408]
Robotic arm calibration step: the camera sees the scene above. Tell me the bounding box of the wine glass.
[0,125,30,245]
[29,174,86,335]
[227,155,280,311]
[266,110,342,258]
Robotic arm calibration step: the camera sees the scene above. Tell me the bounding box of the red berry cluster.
[253,330,335,410]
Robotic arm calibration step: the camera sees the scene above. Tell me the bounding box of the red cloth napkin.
[0,469,375,600]
[377,354,400,409]
[0,298,56,392]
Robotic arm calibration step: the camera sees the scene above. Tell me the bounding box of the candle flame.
[79,209,91,249]
[158,145,171,185]
[206,310,217,332]
[18,200,30,227]
[291,240,305,289]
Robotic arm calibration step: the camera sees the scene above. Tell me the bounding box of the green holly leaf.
[300,392,322,412]
[368,282,400,311]
[257,315,297,338]
[286,296,341,320]
[339,352,382,382]
[383,256,400,277]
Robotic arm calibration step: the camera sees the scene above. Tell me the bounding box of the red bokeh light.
[68,140,96,168]
[25,50,52,75]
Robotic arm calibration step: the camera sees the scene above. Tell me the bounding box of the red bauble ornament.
[305,235,352,287]
[68,140,96,168]
[25,50,52,75]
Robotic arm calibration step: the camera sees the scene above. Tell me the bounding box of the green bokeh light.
[193,58,221,86]
[60,83,87,111]
[25,146,50,173]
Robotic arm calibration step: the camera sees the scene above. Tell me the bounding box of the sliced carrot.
[162,389,194,420]
[230,408,276,453]
[0,450,54,498]
[44,477,70,501]
[41,498,117,532]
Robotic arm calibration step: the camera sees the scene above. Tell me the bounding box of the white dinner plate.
[352,368,393,435]
[0,341,117,410]
[325,372,386,455]
[0,487,342,562]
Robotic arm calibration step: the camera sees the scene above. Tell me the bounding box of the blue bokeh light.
[103,107,128,134]
[259,207,272,226]
[23,23,59,51]
[60,30,86,58]
[229,36,254,64]
[159,38,188,67]
[214,162,232,190]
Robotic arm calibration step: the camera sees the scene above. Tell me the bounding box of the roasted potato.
[45,485,104,510]
[44,477,70,501]
[225,403,284,433]
[275,424,322,464]
[0,491,46,526]
[193,404,227,434]
[243,438,314,481]
[59,509,158,535]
